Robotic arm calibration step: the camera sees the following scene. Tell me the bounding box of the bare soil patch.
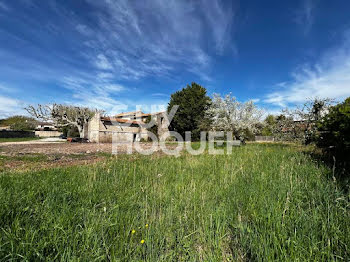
[0,142,177,172]
[0,143,114,156]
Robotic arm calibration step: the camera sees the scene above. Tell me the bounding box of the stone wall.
[87,113,149,143]
[87,113,101,143]
[156,112,170,141]
[35,131,63,137]
[255,136,275,142]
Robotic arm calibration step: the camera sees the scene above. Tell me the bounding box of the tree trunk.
[77,125,84,139]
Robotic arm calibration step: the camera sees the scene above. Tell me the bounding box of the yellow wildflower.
[140,239,145,244]
[131,229,136,234]
[145,224,149,228]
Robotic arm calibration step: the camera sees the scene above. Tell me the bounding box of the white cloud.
[294,0,315,35]
[61,76,130,114]
[199,0,235,54]
[0,84,15,93]
[152,93,169,97]
[102,84,125,92]
[0,0,235,114]
[76,24,92,36]
[262,107,284,118]
[97,72,114,80]
[0,95,17,108]
[265,30,350,107]
[0,95,26,118]
[61,76,169,115]
[84,0,235,80]
[0,85,24,117]
[95,54,113,70]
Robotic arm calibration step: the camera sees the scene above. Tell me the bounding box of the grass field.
[0,137,41,143]
[0,143,349,261]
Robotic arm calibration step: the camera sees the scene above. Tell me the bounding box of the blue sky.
[1,0,350,117]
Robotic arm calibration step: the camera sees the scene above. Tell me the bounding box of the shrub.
[316,97,350,178]
[67,126,80,138]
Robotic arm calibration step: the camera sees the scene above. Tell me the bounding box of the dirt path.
[0,137,66,145]
[0,141,180,156]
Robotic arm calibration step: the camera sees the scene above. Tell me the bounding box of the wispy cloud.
[0,0,235,116]
[152,93,169,98]
[0,95,26,118]
[75,24,92,36]
[83,0,235,80]
[95,54,113,70]
[0,1,9,12]
[0,84,16,93]
[265,30,350,107]
[60,76,166,114]
[60,76,127,112]
[294,0,315,35]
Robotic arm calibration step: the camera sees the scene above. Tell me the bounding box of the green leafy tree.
[167,82,211,141]
[67,126,80,138]
[316,97,350,177]
[261,115,276,136]
[0,115,37,131]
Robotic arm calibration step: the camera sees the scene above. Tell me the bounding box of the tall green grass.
[0,144,348,261]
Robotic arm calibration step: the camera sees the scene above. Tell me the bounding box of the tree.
[145,115,158,140]
[167,82,211,141]
[316,97,350,177]
[0,115,37,131]
[273,98,333,143]
[206,93,263,141]
[294,98,333,144]
[273,111,307,142]
[25,104,98,138]
[261,115,276,136]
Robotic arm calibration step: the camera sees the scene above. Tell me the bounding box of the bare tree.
[25,104,98,138]
[206,93,264,141]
